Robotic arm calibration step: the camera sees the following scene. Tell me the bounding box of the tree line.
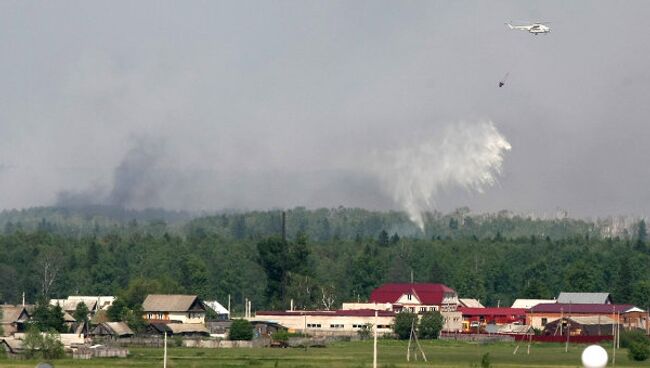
[0,207,649,313]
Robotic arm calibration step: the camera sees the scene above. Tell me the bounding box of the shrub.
[272,330,289,342]
[393,312,418,340]
[628,341,650,361]
[41,331,64,359]
[229,319,254,340]
[620,329,649,348]
[173,335,183,347]
[357,323,372,340]
[418,311,443,339]
[22,326,64,359]
[23,326,43,358]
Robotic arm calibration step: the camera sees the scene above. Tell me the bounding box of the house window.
[148,313,153,319]
[541,318,548,326]
[307,323,321,328]
[330,324,344,329]
[158,312,164,319]
[420,307,427,312]
[407,294,412,301]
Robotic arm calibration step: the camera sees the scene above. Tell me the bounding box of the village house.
[49,296,115,317]
[366,283,463,332]
[527,303,647,330]
[142,294,207,324]
[92,322,135,339]
[0,305,30,336]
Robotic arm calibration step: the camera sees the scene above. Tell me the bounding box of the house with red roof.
[368,283,459,313]
[342,283,463,332]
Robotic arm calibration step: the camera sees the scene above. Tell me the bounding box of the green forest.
[1,206,649,313]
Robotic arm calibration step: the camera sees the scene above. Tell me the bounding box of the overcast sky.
[1,0,650,218]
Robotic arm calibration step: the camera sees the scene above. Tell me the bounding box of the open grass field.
[0,340,646,368]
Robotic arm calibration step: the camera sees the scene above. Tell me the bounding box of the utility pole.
[227,294,231,320]
[163,331,168,368]
[373,310,378,368]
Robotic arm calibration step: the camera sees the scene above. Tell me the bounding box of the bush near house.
[418,311,443,339]
[393,312,417,340]
[628,341,650,361]
[229,319,254,340]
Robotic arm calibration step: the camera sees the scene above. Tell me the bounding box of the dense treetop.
[0,206,648,313]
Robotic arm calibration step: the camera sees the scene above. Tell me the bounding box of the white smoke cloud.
[374,121,512,230]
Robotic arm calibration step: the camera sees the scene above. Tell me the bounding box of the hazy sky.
[1,0,650,218]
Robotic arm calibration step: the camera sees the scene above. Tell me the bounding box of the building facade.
[142,295,206,324]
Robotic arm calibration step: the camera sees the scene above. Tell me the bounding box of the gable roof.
[459,298,485,308]
[511,299,556,309]
[530,303,638,314]
[205,300,229,314]
[142,295,204,312]
[557,292,612,304]
[50,299,97,312]
[0,305,29,323]
[369,283,456,305]
[102,322,134,336]
[166,323,209,335]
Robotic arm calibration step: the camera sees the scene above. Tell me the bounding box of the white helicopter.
[505,22,551,35]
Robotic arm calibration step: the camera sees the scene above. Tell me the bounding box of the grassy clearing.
[0,340,646,367]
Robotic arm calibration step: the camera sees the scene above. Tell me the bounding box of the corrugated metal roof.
[511,299,556,309]
[459,307,527,316]
[369,283,456,305]
[205,300,229,314]
[568,316,617,325]
[142,295,200,312]
[530,303,637,314]
[459,299,485,308]
[557,292,611,304]
[256,309,396,317]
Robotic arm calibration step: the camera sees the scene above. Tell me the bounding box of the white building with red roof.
[368,283,460,313]
[342,283,463,332]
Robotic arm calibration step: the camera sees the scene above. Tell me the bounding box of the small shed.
[92,322,135,338]
[145,322,209,337]
[542,316,618,336]
[166,323,210,337]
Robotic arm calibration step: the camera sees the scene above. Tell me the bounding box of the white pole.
[22,292,25,306]
[163,331,167,368]
[228,294,231,319]
[373,310,378,368]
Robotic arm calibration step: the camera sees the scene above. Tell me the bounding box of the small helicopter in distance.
[505,22,551,35]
